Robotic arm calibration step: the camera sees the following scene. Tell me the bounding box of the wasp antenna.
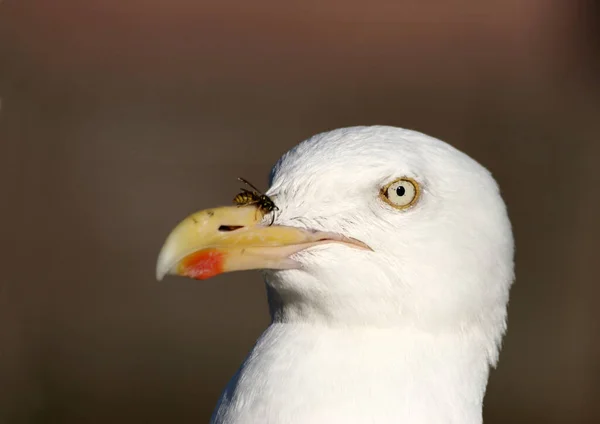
[238,177,262,193]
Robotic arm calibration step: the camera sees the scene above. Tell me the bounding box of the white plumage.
[207,126,515,424]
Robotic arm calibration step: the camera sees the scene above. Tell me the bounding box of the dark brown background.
[1,1,599,423]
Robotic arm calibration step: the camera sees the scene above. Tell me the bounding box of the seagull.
[156,126,515,424]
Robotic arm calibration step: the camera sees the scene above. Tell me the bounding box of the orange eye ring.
[380,177,420,210]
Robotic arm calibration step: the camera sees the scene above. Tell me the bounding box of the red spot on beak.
[179,249,225,280]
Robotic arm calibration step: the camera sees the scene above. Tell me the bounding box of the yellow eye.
[380,177,420,209]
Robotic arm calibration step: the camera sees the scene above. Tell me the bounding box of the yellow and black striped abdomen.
[233,191,259,206]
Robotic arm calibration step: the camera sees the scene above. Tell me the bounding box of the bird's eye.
[380,177,420,209]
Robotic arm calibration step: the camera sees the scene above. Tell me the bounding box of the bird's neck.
[214,323,492,424]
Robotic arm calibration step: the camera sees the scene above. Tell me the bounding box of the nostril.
[218,225,244,232]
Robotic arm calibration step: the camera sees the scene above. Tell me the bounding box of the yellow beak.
[156,206,369,281]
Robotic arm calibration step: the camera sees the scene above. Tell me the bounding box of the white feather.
[211,126,515,424]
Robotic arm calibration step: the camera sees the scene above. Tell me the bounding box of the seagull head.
[157,126,514,360]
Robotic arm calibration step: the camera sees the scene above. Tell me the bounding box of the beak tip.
[156,249,172,282]
[156,266,167,282]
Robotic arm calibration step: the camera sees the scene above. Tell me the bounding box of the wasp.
[234,177,279,223]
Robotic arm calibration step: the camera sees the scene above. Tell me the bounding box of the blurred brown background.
[1,1,599,423]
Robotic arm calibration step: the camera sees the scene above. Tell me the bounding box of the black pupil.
[396,185,406,196]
